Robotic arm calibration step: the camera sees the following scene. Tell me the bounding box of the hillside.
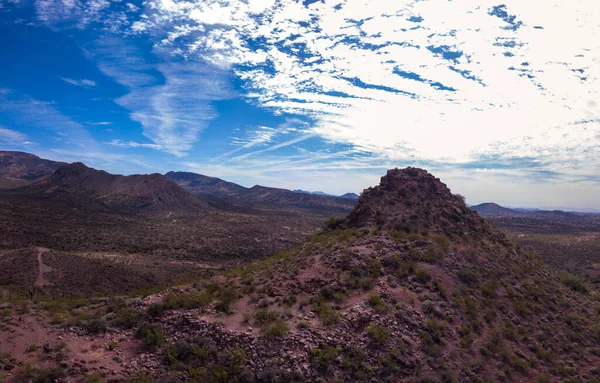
[166,170,355,214]
[2,167,598,382]
[164,171,247,198]
[15,162,207,214]
[0,151,64,189]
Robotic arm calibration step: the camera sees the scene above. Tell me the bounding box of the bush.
[367,293,388,314]
[85,318,107,334]
[366,324,391,345]
[163,291,212,310]
[415,268,431,283]
[115,308,141,329]
[18,365,67,383]
[136,322,165,352]
[559,270,588,293]
[323,217,345,232]
[458,269,479,286]
[261,319,289,339]
[215,287,238,314]
[147,303,165,319]
[311,343,339,372]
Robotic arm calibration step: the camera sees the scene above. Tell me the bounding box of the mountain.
[470,202,520,215]
[15,162,206,213]
[166,171,355,214]
[0,151,64,188]
[339,192,360,200]
[164,171,247,198]
[294,189,360,200]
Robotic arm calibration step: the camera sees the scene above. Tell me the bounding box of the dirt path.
[35,247,52,287]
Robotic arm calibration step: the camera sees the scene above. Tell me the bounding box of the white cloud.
[132,0,599,175]
[0,127,28,145]
[82,37,237,157]
[107,139,163,149]
[60,77,97,87]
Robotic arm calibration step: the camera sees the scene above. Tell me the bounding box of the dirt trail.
[35,247,52,287]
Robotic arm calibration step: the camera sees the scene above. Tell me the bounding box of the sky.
[0,0,599,211]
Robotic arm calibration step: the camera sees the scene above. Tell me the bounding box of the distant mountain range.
[165,171,356,213]
[0,151,356,215]
[292,189,359,200]
[13,162,206,214]
[470,202,591,220]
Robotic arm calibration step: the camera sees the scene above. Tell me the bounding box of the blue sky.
[0,0,599,210]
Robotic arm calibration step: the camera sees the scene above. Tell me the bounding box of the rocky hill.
[2,167,598,382]
[0,151,64,189]
[14,162,207,214]
[471,202,520,215]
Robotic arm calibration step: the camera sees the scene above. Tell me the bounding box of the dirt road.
[35,247,52,287]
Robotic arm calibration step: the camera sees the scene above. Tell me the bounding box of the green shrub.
[147,303,165,319]
[261,319,289,339]
[311,343,339,372]
[115,308,141,329]
[458,269,479,286]
[366,324,391,345]
[414,268,431,283]
[254,309,280,325]
[312,301,339,326]
[215,287,238,314]
[135,322,164,352]
[85,318,107,334]
[163,291,211,310]
[323,217,345,232]
[559,270,588,293]
[367,293,388,314]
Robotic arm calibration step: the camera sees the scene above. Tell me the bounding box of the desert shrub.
[136,322,164,352]
[367,293,388,314]
[215,287,238,314]
[115,308,141,329]
[421,319,445,357]
[282,294,297,306]
[163,291,212,310]
[481,280,497,299]
[313,301,339,326]
[261,319,289,339]
[458,326,472,348]
[458,269,479,286]
[366,324,391,345]
[341,346,370,379]
[147,303,165,318]
[590,323,600,343]
[415,268,431,283]
[311,343,339,372]
[17,365,67,383]
[559,270,588,293]
[85,372,103,383]
[254,309,280,325]
[85,318,107,334]
[25,344,38,353]
[323,217,345,232]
